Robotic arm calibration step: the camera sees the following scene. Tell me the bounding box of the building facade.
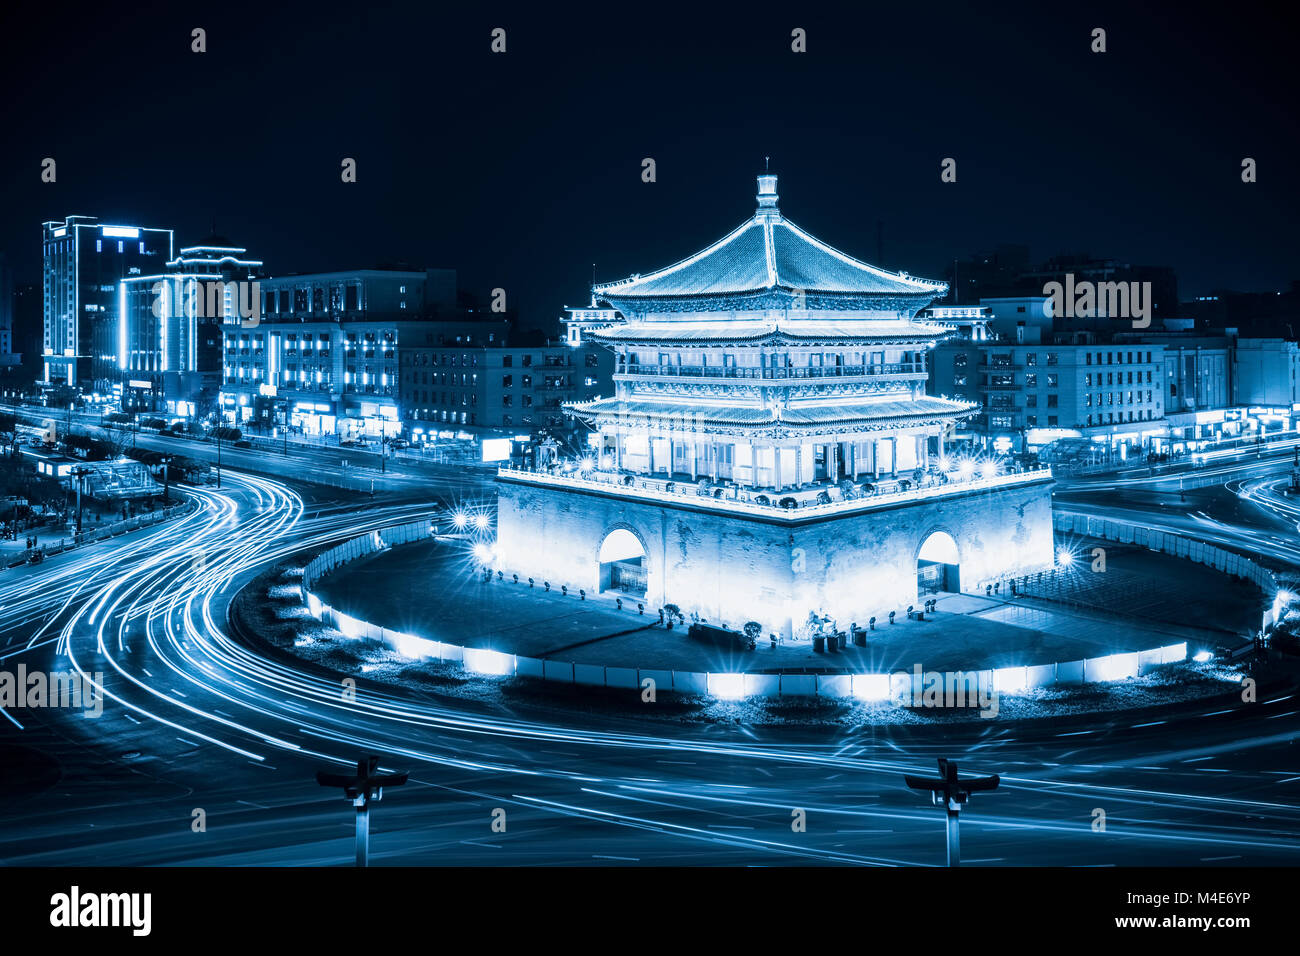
[1233,337,1300,408]
[496,174,1054,638]
[399,340,613,443]
[42,216,174,389]
[117,238,262,415]
[930,331,1167,454]
[219,268,460,437]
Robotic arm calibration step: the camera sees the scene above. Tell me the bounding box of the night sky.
[2,1,1296,329]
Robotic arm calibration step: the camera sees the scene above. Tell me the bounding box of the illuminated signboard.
[481,438,513,462]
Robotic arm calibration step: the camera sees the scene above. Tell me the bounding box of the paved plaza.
[311,537,1263,675]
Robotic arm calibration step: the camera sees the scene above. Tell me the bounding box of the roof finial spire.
[756,167,779,217]
[765,155,769,172]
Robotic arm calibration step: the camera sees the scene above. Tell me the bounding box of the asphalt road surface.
[1,452,1298,866]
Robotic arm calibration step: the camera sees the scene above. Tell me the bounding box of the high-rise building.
[41,215,173,390]
[117,236,263,414]
[0,252,18,368]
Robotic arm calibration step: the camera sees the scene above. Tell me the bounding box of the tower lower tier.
[494,471,1054,640]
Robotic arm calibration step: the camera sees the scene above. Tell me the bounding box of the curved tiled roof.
[593,176,947,305]
[591,319,953,344]
[567,396,975,430]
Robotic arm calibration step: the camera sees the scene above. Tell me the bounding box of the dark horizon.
[2,0,1297,328]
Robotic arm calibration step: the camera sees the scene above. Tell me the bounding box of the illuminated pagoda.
[497,173,1053,639]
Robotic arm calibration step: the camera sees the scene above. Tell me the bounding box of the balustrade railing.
[617,362,925,381]
[499,464,1053,517]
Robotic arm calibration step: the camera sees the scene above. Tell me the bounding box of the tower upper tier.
[593,174,948,319]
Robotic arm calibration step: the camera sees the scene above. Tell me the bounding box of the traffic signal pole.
[945,798,961,867]
[905,758,1000,868]
[317,756,408,867]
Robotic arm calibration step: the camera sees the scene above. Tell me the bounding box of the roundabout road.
[1,468,1299,866]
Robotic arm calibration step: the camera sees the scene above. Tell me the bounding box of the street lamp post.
[160,455,172,503]
[316,756,408,867]
[904,758,1000,867]
[70,465,90,536]
[215,423,222,489]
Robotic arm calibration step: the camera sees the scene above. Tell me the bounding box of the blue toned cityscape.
[0,0,1295,939]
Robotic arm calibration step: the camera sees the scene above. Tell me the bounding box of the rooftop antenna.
[765,155,770,172]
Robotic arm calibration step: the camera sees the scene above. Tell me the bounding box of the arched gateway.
[917,529,961,595]
[598,527,647,596]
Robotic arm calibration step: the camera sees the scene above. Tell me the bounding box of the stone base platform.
[311,537,1260,676]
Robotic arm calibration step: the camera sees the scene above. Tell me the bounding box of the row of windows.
[968,369,1157,389]
[91,239,148,254]
[407,409,472,425]
[990,390,1156,411]
[1089,410,1157,425]
[957,350,1157,368]
[412,392,481,406]
[402,410,564,429]
[991,408,1159,430]
[1086,351,1154,366]
[227,332,395,346]
[1085,391,1154,406]
[1086,371,1153,386]
[408,352,587,369]
[406,371,475,387]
